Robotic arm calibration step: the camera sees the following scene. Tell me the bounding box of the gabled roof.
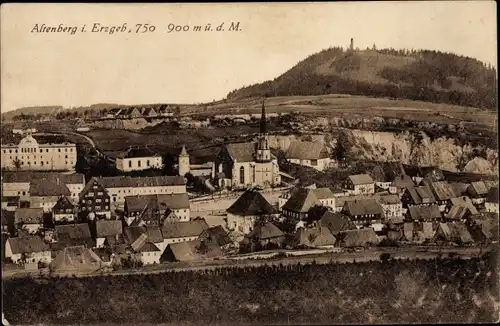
[226,190,276,216]
[55,223,92,243]
[468,181,489,196]
[486,186,499,204]
[116,147,158,159]
[338,228,379,247]
[434,222,474,243]
[348,174,374,185]
[200,226,232,247]
[50,246,102,272]
[2,172,84,184]
[450,182,470,197]
[294,227,336,248]
[29,178,71,197]
[14,208,44,224]
[285,141,329,160]
[142,107,158,116]
[97,175,185,188]
[446,206,469,220]
[429,181,456,201]
[163,239,223,261]
[52,196,75,211]
[282,188,320,213]
[318,211,357,234]
[161,220,209,239]
[312,188,335,200]
[124,225,163,245]
[408,205,441,220]
[343,199,383,216]
[136,242,160,253]
[449,196,478,215]
[377,194,401,205]
[391,174,415,190]
[96,220,123,238]
[7,236,50,254]
[79,177,108,200]
[125,193,190,213]
[245,222,284,240]
[224,142,256,162]
[406,185,436,204]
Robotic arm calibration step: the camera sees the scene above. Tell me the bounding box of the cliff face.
[90,118,165,130]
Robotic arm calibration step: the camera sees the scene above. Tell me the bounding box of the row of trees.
[3,251,497,324]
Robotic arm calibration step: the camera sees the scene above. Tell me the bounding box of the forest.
[3,250,498,325]
[227,47,497,110]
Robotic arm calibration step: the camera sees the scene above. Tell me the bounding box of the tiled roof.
[446,206,469,220]
[225,142,256,162]
[29,178,71,197]
[2,172,84,184]
[55,223,92,242]
[318,211,357,234]
[377,194,401,205]
[116,147,158,159]
[50,246,102,271]
[226,190,276,216]
[96,220,123,238]
[7,236,50,254]
[449,196,479,215]
[245,222,284,240]
[124,225,163,245]
[469,181,489,196]
[295,227,336,247]
[429,181,456,201]
[312,188,334,200]
[14,208,44,224]
[343,199,383,216]
[200,226,232,247]
[338,228,379,247]
[161,219,209,239]
[164,239,223,261]
[125,193,190,213]
[136,242,160,253]
[52,196,75,211]
[486,186,499,204]
[285,141,329,160]
[282,188,320,213]
[348,174,374,185]
[97,175,185,188]
[450,182,470,197]
[406,185,436,204]
[391,174,415,190]
[408,205,441,220]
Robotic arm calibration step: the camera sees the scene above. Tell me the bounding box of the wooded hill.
[227,47,497,110]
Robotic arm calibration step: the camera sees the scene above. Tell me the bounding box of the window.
[15,150,18,153]
[70,148,73,152]
[46,149,49,152]
[105,205,109,210]
[239,166,245,184]
[82,207,86,211]
[65,155,68,159]
[96,199,102,203]
[147,160,150,166]
[311,159,318,166]
[39,149,43,153]
[9,149,12,153]
[138,160,142,167]
[129,161,132,168]
[65,148,67,152]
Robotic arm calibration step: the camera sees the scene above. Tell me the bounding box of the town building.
[433,222,473,244]
[175,146,216,179]
[52,196,76,223]
[226,189,278,234]
[376,194,403,221]
[29,178,72,212]
[485,186,499,213]
[370,162,406,190]
[1,196,20,211]
[50,246,103,276]
[14,208,44,234]
[1,134,77,171]
[124,193,190,226]
[93,220,123,248]
[199,226,232,250]
[406,205,442,222]
[54,223,94,248]
[1,172,85,202]
[5,236,52,264]
[401,185,437,207]
[343,174,375,195]
[466,181,489,205]
[403,166,445,185]
[281,187,335,221]
[78,178,112,221]
[336,228,379,248]
[161,219,209,247]
[240,222,285,252]
[124,225,165,256]
[341,199,384,227]
[425,181,457,211]
[115,147,163,172]
[12,121,37,135]
[292,226,336,249]
[214,100,281,190]
[74,119,90,132]
[306,207,357,235]
[161,239,223,262]
[285,141,332,171]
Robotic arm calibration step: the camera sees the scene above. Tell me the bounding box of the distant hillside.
[227,47,497,110]
[1,106,64,121]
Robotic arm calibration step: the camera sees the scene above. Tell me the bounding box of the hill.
[226,47,497,110]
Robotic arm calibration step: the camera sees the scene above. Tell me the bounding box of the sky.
[1,2,497,112]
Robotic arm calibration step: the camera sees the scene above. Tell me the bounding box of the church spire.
[260,98,267,134]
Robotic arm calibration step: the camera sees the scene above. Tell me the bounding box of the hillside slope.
[227,47,497,110]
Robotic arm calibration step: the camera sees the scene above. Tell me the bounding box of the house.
[401,185,436,207]
[401,222,435,243]
[93,175,186,208]
[50,246,103,275]
[336,228,379,248]
[226,189,278,234]
[78,177,112,221]
[161,239,223,262]
[1,196,20,211]
[29,177,72,212]
[309,209,357,235]
[93,220,123,248]
[370,162,406,190]
[75,119,90,132]
[124,193,190,226]
[141,107,158,117]
[343,174,375,195]
[14,208,44,234]
[123,107,142,118]
[54,223,93,248]
[161,219,209,247]
[1,172,85,202]
[450,182,470,198]
[285,141,332,171]
[426,181,457,211]
[281,188,335,221]
[241,222,285,252]
[199,226,232,249]
[341,199,384,227]
[12,121,37,135]
[115,147,163,172]
[376,194,403,221]
[447,196,479,215]
[52,196,76,223]
[407,205,442,221]
[1,134,77,172]
[433,222,474,244]
[1,209,12,234]
[134,242,162,265]
[403,165,445,184]
[485,186,499,213]
[124,225,165,252]
[5,236,51,264]
[466,181,489,205]
[390,174,415,196]
[158,105,174,117]
[292,226,336,248]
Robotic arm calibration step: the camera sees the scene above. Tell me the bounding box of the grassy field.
[3,251,498,325]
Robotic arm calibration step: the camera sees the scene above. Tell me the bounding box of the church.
[214,100,281,190]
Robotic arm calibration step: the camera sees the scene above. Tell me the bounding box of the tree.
[12,157,22,170]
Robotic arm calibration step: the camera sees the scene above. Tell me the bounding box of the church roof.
[225,143,256,162]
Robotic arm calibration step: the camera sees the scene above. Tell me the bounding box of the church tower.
[255,99,271,163]
[178,145,190,177]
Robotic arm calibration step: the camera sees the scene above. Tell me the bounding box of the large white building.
[214,101,281,190]
[116,147,163,172]
[285,141,332,171]
[1,134,77,172]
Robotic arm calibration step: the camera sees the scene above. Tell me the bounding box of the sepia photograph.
[0,2,498,325]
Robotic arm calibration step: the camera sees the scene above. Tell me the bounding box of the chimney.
[350,38,354,51]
